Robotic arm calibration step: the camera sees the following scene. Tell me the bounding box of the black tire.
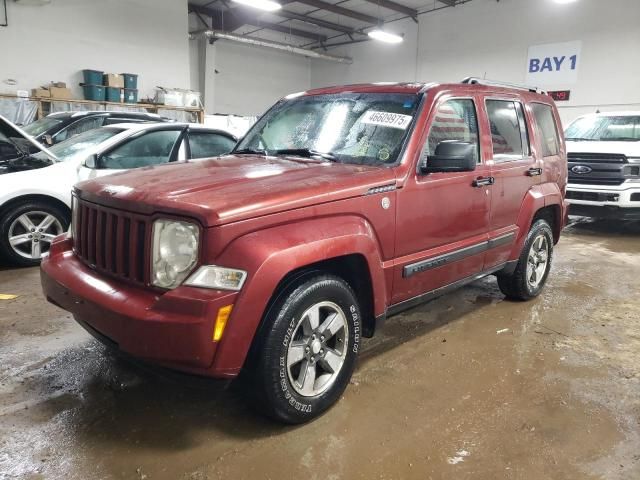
[0,201,69,267]
[497,219,554,301]
[251,274,361,424]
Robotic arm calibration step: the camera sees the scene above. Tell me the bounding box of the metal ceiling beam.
[360,0,417,18]
[438,0,457,6]
[290,0,381,25]
[273,9,360,35]
[189,3,327,41]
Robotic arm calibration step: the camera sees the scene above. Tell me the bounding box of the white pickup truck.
[565,112,640,219]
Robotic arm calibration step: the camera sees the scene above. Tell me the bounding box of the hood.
[0,114,58,167]
[566,140,640,157]
[76,155,397,226]
[0,154,56,175]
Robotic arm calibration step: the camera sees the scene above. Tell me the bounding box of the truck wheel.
[497,219,554,301]
[253,274,361,424]
[0,202,68,267]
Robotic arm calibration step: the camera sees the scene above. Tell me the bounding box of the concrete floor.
[1,217,639,480]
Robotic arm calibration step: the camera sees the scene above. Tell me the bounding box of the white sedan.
[0,119,237,266]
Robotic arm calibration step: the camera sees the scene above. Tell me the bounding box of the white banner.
[526,41,582,86]
[361,111,412,130]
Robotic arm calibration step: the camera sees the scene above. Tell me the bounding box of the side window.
[189,132,236,158]
[424,99,479,163]
[100,130,181,169]
[486,100,528,161]
[54,117,104,143]
[531,103,560,157]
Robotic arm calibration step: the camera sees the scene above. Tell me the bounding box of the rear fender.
[509,183,563,260]
[209,216,386,375]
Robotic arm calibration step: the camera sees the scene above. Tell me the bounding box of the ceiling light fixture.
[553,0,579,4]
[368,29,403,44]
[231,0,282,12]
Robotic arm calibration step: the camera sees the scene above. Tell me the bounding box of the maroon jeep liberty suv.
[41,78,568,423]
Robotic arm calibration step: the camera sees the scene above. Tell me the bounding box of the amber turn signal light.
[214,305,233,342]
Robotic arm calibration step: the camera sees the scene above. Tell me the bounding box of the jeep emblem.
[571,165,592,174]
[381,197,391,209]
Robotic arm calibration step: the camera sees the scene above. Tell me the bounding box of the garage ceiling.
[188,0,469,48]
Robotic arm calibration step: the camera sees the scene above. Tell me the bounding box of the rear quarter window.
[531,103,560,157]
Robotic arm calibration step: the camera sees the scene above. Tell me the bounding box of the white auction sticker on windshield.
[362,111,412,130]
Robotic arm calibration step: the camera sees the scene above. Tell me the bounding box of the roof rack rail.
[461,77,547,95]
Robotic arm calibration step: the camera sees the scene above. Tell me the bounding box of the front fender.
[209,216,387,375]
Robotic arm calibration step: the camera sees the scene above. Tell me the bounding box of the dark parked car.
[22,111,168,147]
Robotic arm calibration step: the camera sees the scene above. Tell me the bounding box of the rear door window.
[531,103,560,157]
[100,129,181,169]
[188,132,236,158]
[486,100,529,161]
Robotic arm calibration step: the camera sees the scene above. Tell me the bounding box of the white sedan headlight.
[152,219,199,289]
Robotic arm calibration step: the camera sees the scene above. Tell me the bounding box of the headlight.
[627,157,640,164]
[152,219,199,289]
[185,265,247,291]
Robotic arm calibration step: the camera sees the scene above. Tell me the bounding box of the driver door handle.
[527,167,543,176]
[472,176,495,188]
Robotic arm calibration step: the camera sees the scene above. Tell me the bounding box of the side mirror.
[84,154,98,169]
[43,134,53,146]
[419,141,477,174]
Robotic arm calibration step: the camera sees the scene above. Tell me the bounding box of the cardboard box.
[49,86,73,100]
[103,73,124,88]
[51,81,67,88]
[32,87,51,98]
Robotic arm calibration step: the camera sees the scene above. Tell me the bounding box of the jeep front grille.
[73,198,150,285]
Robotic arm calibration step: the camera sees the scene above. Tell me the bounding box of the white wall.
[195,38,311,116]
[310,0,640,125]
[0,0,191,101]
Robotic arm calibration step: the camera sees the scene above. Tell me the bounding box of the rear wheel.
[0,202,68,267]
[251,274,361,424]
[497,219,554,301]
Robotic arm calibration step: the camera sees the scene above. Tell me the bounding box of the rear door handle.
[527,167,543,176]
[472,176,495,187]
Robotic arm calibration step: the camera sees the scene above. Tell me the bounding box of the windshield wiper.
[273,148,338,162]
[233,148,267,155]
[565,137,597,141]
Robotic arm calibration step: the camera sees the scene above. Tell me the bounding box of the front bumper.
[566,183,640,219]
[40,236,238,378]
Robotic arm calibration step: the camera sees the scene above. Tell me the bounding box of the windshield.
[22,116,65,137]
[32,127,123,162]
[235,92,421,166]
[565,115,640,141]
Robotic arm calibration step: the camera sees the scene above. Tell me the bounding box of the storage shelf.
[0,94,204,123]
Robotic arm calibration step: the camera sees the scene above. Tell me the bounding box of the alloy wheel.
[526,234,549,289]
[286,301,349,397]
[8,211,64,260]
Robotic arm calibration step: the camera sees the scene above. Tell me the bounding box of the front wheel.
[497,219,554,301]
[0,201,69,267]
[252,274,361,424]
